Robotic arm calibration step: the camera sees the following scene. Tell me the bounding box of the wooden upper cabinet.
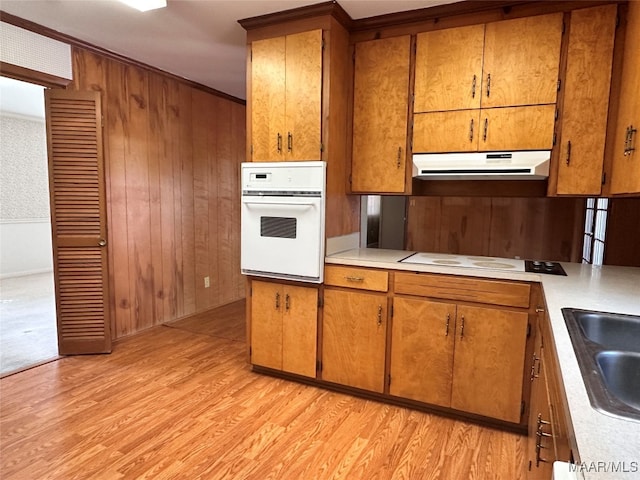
[610,0,640,195]
[482,105,556,151]
[250,30,322,162]
[322,289,387,392]
[450,304,528,423]
[414,24,485,112]
[413,110,480,153]
[555,5,617,196]
[483,13,563,108]
[352,35,411,193]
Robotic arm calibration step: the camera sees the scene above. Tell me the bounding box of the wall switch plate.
[204,276,210,288]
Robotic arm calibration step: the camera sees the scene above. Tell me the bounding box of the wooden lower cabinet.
[451,304,529,423]
[391,298,528,423]
[250,280,318,377]
[322,288,387,392]
[390,297,456,406]
[527,314,572,479]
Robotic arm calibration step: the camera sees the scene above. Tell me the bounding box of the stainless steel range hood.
[412,151,550,180]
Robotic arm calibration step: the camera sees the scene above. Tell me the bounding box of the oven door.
[241,194,325,283]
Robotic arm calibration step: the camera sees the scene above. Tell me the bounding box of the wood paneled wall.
[406,197,585,262]
[71,48,245,339]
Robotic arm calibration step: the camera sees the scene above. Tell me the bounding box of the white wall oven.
[241,161,326,283]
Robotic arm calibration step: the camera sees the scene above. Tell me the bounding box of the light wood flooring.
[0,299,526,479]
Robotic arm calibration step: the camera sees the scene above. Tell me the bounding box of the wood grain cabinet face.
[251,30,322,162]
[450,304,529,423]
[610,0,640,195]
[391,295,529,423]
[555,5,617,196]
[351,35,411,193]
[322,288,387,392]
[250,280,318,378]
[413,13,562,154]
[390,297,456,406]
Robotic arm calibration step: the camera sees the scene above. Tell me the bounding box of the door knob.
[98,238,107,247]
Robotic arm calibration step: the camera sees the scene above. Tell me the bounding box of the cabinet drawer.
[394,272,530,308]
[324,265,389,292]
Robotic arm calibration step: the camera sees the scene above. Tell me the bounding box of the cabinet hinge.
[521,401,526,417]
[320,142,324,152]
[322,38,326,50]
[317,360,322,372]
[557,79,562,92]
[602,172,607,185]
[527,323,531,338]
[553,132,557,146]
[387,374,392,386]
[250,144,254,155]
[555,108,559,121]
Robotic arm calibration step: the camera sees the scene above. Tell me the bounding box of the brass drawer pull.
[460,315,465,339]
[397,146,402,168]
[566,140,572,165]
[277,133,282,153]
[285,293,290,311]
[377,305,383,326]
[471,74,477,99]
[445,313,450,336]
[345,276,365,282]
[275,292,280,309]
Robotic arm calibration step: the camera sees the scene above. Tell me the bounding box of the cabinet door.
[481,105,556,151]
[352,35,411,193]
[413,111,480,153]
[322,289,387,392]
[251,36,286,161]
[610,1,640,194]
[556,5,617,195]
[414,24,485,112]
[526,330,553,479]
[282,284,318,377]
[483,13,563,108]
[451,305,528,423]
[285,29,323,161]
[250,281,283,370]
[390,297,456,406]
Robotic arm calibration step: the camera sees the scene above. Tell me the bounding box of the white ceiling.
[0,0,457,100]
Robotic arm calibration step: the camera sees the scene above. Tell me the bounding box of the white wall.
[0,113,52,278]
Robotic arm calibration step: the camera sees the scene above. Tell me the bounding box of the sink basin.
[563,308,640,422]
[575,311,640,352]
[596,351,640,411]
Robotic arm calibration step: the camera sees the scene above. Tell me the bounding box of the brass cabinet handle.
[397,146,402,168]
[625,125,637,156]
[345,276,365,282]
[566,140,572,165]
[469,118,474,142]
[483,118,488,142]
[285,293,290,311]
[471,74,476,99]
[377,305,383,326]
[287,132,292,152]
[275,292,280,309]
[445,313,450,336]
[530,354,540,381]
[277,133,282,153]
[460,315,465,339]
[486,73,491,97]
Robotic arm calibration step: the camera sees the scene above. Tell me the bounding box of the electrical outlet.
[204,276,210,288]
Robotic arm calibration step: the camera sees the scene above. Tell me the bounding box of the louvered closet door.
[45,89,111,355]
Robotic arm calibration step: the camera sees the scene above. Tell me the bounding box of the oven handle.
[242,200,317,207]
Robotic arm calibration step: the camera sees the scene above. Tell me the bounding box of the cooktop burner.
[524,260,567,276]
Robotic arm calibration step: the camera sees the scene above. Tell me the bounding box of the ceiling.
[0,0,457,100]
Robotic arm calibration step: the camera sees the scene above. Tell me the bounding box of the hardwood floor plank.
[0,301,526,479]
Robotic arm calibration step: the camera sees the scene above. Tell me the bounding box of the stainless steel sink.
[575,311,640,352]
[596,351,640,411]
[563,308,640,422]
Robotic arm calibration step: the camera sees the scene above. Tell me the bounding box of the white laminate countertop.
[326,248,640,480]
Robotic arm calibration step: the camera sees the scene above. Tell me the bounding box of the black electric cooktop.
[525,260,567,276]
